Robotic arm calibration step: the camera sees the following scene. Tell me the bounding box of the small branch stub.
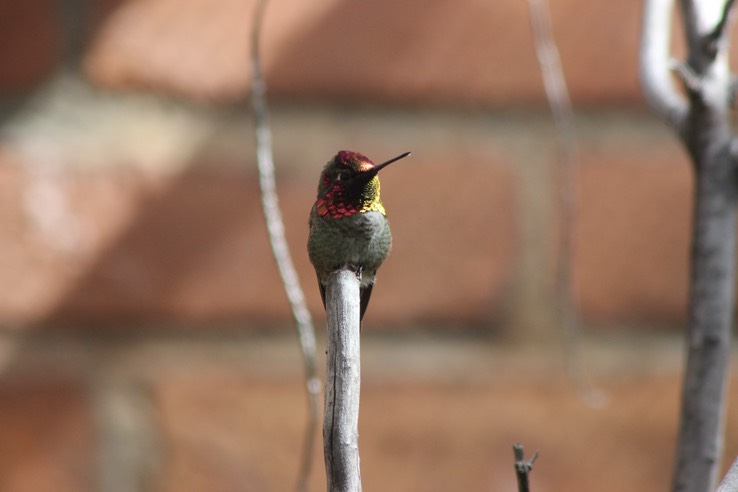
[716,456,738,492]
[513,443,539,492]
[323,270,363,492]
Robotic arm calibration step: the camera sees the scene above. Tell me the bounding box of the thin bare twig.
[526,0,605,406]
[513,443,539,492]
[671,60,703,96]
[250,1,320,491]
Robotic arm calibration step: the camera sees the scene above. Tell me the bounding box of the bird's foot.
[349,264,364,281]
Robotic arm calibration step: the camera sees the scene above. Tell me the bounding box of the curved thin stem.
[527,0,605,406]
[250,2,320,491]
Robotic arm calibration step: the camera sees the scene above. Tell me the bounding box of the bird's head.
[318,150,409,194]
[314,151,410,218]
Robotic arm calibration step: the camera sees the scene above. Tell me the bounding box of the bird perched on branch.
[308,150,410,321]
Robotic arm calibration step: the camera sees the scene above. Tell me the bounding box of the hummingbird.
[308,150,410,321]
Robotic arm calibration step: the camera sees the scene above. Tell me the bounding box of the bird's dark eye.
[336,171,350,181]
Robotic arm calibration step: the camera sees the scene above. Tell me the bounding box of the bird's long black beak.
[361,151,411,179]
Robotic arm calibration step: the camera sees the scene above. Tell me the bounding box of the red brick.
[149,373,738,492]
[27,166,287,326]
[85,0,255,101]
[266,0,543,107]
[0,0,62,93]
[0,380,94,492]
[575,143,693,324]
[81,0,636,106]
[83,0,738,107]
[0,149,151,327]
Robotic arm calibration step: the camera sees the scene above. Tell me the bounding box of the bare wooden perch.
[323,270,363,492]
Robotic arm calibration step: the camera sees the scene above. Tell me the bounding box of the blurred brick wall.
[0,2,736,492]
[0,0,704,333]
[81,0,646,105]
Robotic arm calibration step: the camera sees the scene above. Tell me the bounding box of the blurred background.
[0,0,736,491]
